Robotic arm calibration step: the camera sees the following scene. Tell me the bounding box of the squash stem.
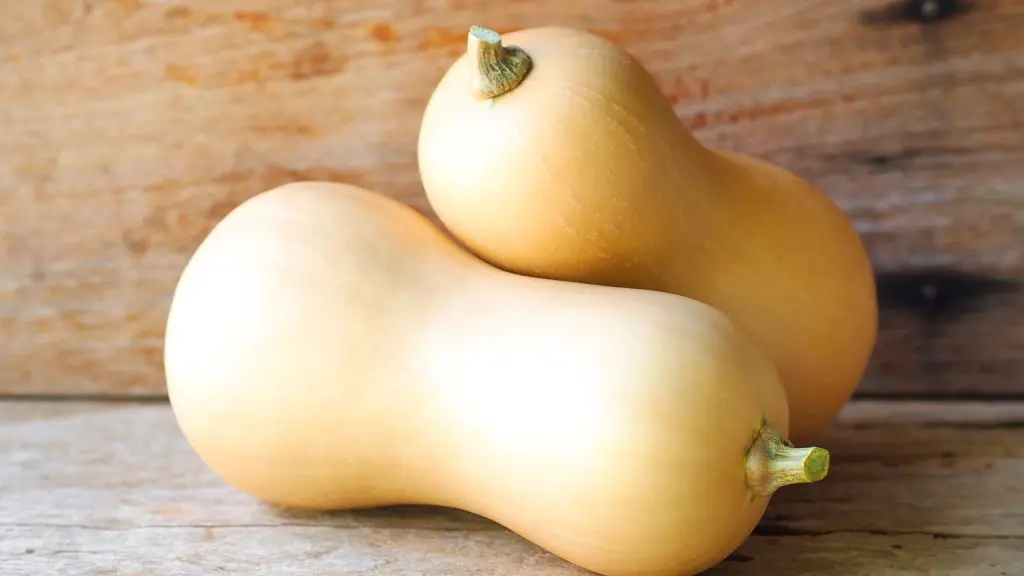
[466,25,532,100]
[745,422,830,497]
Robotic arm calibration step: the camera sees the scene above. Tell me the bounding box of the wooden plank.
[862,272,1024,396]
[1,0,1021,396]
[2,526,1020,576]
[0,399,115,424]
[2,399,1023,575]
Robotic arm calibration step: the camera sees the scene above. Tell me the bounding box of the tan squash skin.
[417,26,879,444]
[164,181,830,576]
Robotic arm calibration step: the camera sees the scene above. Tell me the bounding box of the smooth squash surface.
[417,25,879,444]
[164,181,829,576]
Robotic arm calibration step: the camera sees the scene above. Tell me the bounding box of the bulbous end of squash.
[466,25,533,99]
[745,419,830,497]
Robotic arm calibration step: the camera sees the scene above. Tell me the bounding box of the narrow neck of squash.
[467,25,533,100]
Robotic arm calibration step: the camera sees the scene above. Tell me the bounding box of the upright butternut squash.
[164,181,830,576]
[417,25,878,444]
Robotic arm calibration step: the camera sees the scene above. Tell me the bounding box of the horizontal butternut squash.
[417,25,879,444]
[164,181,830,576]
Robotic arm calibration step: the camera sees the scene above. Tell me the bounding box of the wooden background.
[1,0,1021,398]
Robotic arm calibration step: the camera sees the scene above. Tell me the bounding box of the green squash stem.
[466,25,532,100]
[745,421,830,497]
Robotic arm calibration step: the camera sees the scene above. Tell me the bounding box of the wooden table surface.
[3,398,1023,575]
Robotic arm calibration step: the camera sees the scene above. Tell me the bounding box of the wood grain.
[862,271,1024,396]
[2,399,1023,575]
[1,0,1021,396]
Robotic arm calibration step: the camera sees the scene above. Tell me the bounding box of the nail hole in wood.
[875,269,1020,321]
[860,0,973,26]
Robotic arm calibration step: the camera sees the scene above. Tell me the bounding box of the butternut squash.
[417,25,878,444]
[164,181,831,576]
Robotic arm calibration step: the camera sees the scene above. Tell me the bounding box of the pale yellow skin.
[165,182,793,576]
[417,26,879,444]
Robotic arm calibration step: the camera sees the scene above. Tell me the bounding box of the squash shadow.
[265,501,496,531]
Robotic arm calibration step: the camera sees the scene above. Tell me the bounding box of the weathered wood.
[1,0,1022,396]
[2,526,1021,576]
[862,272,1024,396]
[2,399,1023,574]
